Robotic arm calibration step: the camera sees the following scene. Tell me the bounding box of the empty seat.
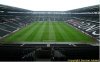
[0,29,9,37]
[0,24,16,31]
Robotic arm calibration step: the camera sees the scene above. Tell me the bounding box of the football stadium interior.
[0,4,99,61]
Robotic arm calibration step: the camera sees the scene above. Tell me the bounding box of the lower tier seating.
[0,44,99,61]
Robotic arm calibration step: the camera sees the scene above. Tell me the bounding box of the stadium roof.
[0,4,32,12]
[0,0,99,11]
[66,5,99,13]
[0,4,99,15]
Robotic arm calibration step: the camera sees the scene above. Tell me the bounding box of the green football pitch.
[3,21,96,43]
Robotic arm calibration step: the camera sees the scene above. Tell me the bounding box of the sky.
[0,0,99,11]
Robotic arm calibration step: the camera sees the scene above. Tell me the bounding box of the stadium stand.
[0,4,99,61]
[0,29,10,37]
[0,4,34,38]
[0,16,34,38]
[0,44,99,61]
[66,5,99,41]
[1,4,99,40]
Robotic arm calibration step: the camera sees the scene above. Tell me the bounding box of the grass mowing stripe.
[61,22,83,41]
[3,21,96,43]
[41,21,49,41]
[58,22,72,41]
[55,22,71,41]
[48,21,56,41]
[62,22,94,42]
[59,22,79,41]
[53,22,65,41]
[25,22,44,41]
[16,22,43,41]
[32,22,46,41]
[4,22,37,42]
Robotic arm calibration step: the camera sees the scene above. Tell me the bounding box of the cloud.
[0,0,99,11]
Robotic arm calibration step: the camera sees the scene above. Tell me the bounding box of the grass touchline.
[4,21,95,43]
